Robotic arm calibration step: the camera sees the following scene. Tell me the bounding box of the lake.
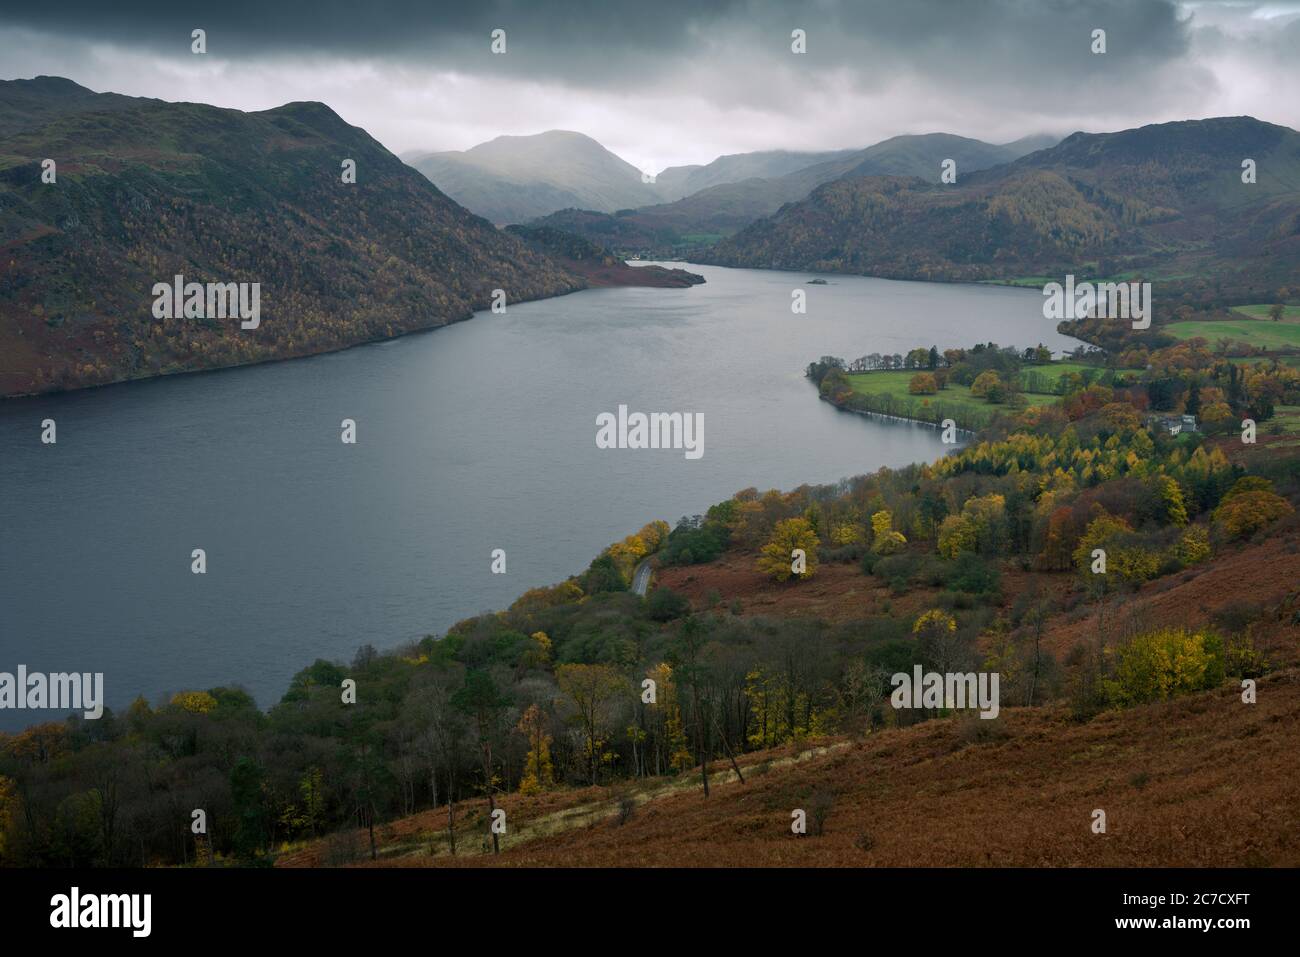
[0,264,1079,728]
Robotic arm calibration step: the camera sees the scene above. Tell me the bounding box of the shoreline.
[819,391,979,438]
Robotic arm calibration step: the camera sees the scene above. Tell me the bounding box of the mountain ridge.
[527,132,1058,257]
[0,78,585,396]
[701,116,1300,305]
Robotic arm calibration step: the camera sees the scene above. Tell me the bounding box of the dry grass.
[279,529,1300,870]
[280,669,1299,868]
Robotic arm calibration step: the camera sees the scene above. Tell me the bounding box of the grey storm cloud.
[0,0,1297,166]
[0,0,1199,92]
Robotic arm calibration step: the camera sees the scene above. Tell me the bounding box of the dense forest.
[4,331,1299,867]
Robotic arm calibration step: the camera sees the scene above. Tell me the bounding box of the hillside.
[0,79,585,397]
[285,665,1300,868]
[276,507,1300,868]
[407,131,666,224]
[0,75,139,137]
[529,133,1056,258]
[704,117,1300,306]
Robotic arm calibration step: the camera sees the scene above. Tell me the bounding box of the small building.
[1146,414,1184,435]
[1144,413,1198,436]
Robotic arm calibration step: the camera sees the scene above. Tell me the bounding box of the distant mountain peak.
[2,75,95,95]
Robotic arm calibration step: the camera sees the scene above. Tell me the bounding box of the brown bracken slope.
[278,665,1299,868]
[279,528,1300,869]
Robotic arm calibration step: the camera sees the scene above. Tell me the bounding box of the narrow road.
[632,559,652,596]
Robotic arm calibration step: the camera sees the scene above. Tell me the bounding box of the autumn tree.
[516,704,554,795]
[971,370,1005,402]
[645,663,693,774]
[913,609,963,677]
[556,664,627,786]
[938,513,977,558]
[170,691,218,714]
[1199,400,1233,432]
[870,509,907,554]
[1212,487,1294,540]
[756,517,820,581]
[908,372,938,395]
[1106,629,1225,705]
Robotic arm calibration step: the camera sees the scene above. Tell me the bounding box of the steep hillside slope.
[274,489,1300,869]
[452,670,1300,868]
[0,79,584,396]
[281,665,1300,868]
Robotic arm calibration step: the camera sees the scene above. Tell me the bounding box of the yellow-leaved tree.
[556,664,627,786]
[1105,628,1225,705]
[871,509,907,554]
[647,663,693,773]
[756,517,820,581]
[170,690,218,714]
[937,513,977,558]
[912,609,962,683]
[516,703,554,795]
[1212,479,1294,540]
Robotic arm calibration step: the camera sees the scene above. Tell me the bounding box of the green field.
[1018,362,1139,394]
[839,359,1155,429]
[1232,354,1300,369]
[1229,304,1300,321]
[844,371,1058,428]
[1266,405,1300,436]
[1164,318,1300,351]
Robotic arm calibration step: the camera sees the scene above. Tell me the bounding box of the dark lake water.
[0,264,1079,728]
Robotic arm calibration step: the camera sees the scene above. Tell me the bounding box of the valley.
[3,53,1299,885]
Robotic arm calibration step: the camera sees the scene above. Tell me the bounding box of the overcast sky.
[1,0,1297,172]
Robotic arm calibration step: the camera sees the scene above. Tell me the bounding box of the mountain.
[0,75,139,137]
[0,79,586,397]
[529,133,1056,258]
[408,130,1059,231]
[843,132,1037,178]
[407,130,666,224]
[407,135,868,224]
[703,117,1300,305]
[998,133,1061,158]
[651,148,862,202]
